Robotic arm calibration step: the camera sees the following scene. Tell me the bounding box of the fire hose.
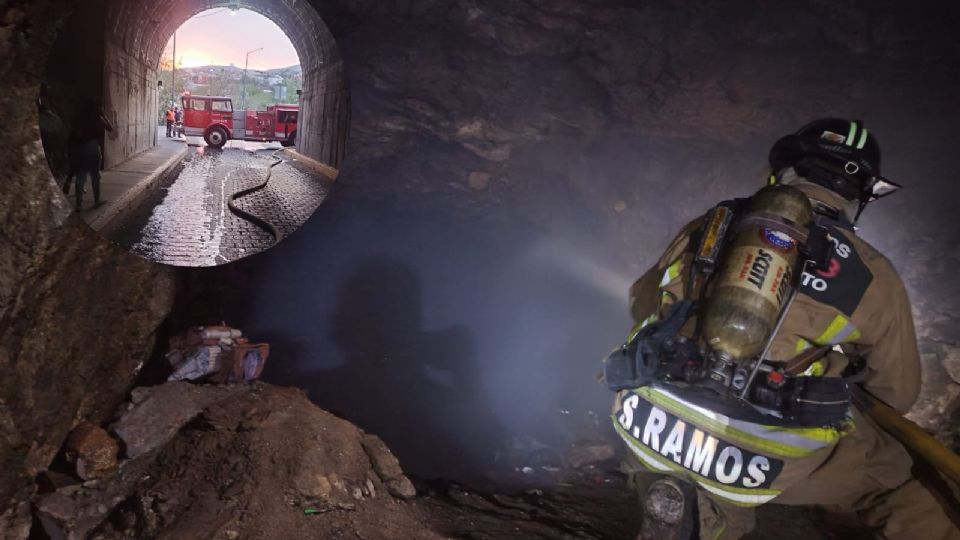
[226,149,284,242]
[852,386,960,488]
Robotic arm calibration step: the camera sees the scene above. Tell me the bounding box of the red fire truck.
[180,94,299,149]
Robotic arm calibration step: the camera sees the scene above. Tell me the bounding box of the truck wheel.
[281,130,296,148]
[205,127,228,148]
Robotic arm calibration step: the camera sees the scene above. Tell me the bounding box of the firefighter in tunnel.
[604,119,960,539]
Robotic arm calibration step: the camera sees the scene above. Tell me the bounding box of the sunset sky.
[162,8,300,70]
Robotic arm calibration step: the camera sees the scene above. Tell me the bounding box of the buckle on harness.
[603,301,697,392]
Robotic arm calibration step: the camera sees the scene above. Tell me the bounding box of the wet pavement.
[109,140,334,267]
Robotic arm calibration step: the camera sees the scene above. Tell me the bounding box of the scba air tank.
[702,185,812,360]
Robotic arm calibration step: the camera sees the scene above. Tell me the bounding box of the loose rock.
[65,422,119,480]
[361,433,417,500]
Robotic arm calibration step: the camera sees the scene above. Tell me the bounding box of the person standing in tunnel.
[174,106,183,138]
[68,100,114,212]
[165,107,175,138]
[608,119,960,539]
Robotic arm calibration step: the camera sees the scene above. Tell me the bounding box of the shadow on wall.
[320,256,503,480]
[234,185,633,483]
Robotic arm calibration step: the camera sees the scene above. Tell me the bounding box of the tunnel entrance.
[39,0,349,265]
[42,0,348,172]
[157,8,302,118]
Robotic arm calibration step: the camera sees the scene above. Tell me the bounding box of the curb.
[277,148,339,180]
[89,144,189,235]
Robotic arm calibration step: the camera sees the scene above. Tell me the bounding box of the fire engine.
[180,94,299,149]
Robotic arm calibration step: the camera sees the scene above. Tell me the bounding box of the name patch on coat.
[616,392,784,490]
[799,229,872,316]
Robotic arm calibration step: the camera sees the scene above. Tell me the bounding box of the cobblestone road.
[232,158,333,238]
[118,142,333,266]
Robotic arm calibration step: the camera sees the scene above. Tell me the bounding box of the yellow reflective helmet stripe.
[856,127,869,150]
[615,423,780,507]
[637,387,843,458]
[813,315,861,345]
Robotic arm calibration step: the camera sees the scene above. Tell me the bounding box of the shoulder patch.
[799,228,873,316]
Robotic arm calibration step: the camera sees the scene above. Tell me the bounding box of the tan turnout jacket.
[613,181,922,506]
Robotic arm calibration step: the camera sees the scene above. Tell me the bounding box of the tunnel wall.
[42,0,106,136]
[299,62,350,169]
[102,43,159,168]
[99,0,348,169]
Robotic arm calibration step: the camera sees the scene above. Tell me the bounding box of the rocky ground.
[18,380,883,540]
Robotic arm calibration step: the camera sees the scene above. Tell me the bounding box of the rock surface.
[88,382,435,540]
[361,433,418,500]
[64,422,119,480]
[0,0,175,527]
[111,382,243,459]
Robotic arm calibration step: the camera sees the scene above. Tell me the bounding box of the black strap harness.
[604,200,852,429]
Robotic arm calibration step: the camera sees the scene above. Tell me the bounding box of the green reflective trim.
[636,387,839,457]
[856,127,869,149]
[626,313,658,342]
[813,315,860,345]
[846,122,858,146]
[614,421,781,506]
[660,259,683,287]
[803,360,825,377]
[713,521,727,540]
[768,174,777,186]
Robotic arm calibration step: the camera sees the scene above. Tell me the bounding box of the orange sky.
[162,8,300,70]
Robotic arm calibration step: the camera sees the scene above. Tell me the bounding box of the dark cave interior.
[2,0,960,538]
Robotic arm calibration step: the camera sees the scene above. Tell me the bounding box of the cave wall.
[2,0,960,529]
[305,0,960,440]
[0,1,175,532]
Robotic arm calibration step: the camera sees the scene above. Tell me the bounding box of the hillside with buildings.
[159,63,302,110]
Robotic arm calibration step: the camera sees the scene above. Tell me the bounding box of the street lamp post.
[240,47,264,110]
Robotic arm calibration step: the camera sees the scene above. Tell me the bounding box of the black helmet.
[769,118,900,206]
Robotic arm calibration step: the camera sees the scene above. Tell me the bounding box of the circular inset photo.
[38,1,349,266]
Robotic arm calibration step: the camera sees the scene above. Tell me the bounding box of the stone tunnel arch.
[45,0,349,170]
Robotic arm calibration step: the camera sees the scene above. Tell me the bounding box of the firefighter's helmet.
[769,118,900,205]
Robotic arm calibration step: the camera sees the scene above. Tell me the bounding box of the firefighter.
[165,107,175,137]
[611,119,960,539]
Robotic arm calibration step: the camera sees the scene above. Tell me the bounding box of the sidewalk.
[81,127,188,233]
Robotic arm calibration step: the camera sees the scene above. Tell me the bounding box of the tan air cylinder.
[702,185,812,360]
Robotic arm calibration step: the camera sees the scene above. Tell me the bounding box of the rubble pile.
[34,382,435,540]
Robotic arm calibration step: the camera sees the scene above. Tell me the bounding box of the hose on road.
[226,149,284,243]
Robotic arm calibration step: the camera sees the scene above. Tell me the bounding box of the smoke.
[233,181,642,481]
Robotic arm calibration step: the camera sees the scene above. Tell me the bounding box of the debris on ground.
[111,382,242,459]
[18,379,882,540]
[566,441,616,469]
[361,433,418,500]
[165,325,268,383]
